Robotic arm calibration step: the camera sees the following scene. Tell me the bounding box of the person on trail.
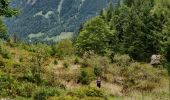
[96,77,101,88]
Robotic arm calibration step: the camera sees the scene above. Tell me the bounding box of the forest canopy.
[76,0,170,61]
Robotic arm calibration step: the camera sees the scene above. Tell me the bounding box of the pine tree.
[0,0,18,17]
[0,0,18,39]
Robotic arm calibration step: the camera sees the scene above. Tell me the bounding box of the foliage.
[76,17,113,55]
[0,0,169,99]
[63,62,69,68]
[76,0,170,61]
[74,57,80,64]
[29,50,47,85]
[78,69,91,85]
[0,74,14,96]
[81,51,110,68]
[33,87,61,100]
[111,55,167,93]
[0,19,8,39]
[84,87,105,97]
[52,39,75,58]
[0,0,18,39]
[0,44,11,59]
[67,86,106,98]
[0,0,18,17]
[53,59,58,65]
[15,82,37,98]
[94,66,102,77]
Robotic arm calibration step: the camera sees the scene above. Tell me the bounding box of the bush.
[113,54,132,66]
[94,66,102,76]
[84,87,105,97]
[120,62,165,93]
[33,87,62,100]
[67,88,86,98]
[74,57,80,64]
[67,87,105,99]
[0,41,11,59]
[53,59,58,65]
[15,82,37,98]
[81,52,110,69]
[0,59,5,67]
[19,57,24,62]
[1,50,11,59]
[78,70,90,85]
[63,62,69,68]
[0,74,15,97]
[52,39,75,58]
[27,43,52,57]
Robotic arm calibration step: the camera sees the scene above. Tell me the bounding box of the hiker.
[96,77,101,88]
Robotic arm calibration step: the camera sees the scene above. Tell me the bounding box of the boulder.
[150,54,161,65]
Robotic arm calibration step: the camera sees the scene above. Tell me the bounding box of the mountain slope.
[5,0,119,42]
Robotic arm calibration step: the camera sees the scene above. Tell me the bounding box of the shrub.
[30,64,42,84]
[63,62,69,68]
[81,52,110,69]
[19,57,24,62]
[67,87,106,99]
[15,82,37,98]
[84,87,105,97]
[52,39,75,58]
[121,62,165,93]
[74,57,80,64]
[53,59,58,65]
[113,54,132,66]
[0,41,10,59]
[1,50,11,59]
[67,88,86,98]
[33,87,62,100]
[94,66,102,76]
[79,70,91,85]
[0,60,5,67]
[0,74,15,97]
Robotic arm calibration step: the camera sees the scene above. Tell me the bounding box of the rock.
[150,54,161,65]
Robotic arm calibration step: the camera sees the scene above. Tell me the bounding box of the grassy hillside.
[1,0,170,99]
[0,40,169,100]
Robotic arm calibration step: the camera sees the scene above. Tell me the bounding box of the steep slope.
[5,0,119,42]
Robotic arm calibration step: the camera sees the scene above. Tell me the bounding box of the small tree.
[0,0,18,40]
[30,50,46,85]
[76,17,113,55]
[78,70,91,85]
[52,39,74,58]
[0,19,7,39]
[94,66,102,77]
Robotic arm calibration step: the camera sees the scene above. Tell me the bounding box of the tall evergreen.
[0,0,18,39]
[76,0,170,61]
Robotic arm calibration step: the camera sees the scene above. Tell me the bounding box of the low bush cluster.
[67,87,106,99]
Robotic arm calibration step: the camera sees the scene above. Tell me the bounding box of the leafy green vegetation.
[0,0,170,100]
[76,0,170,62]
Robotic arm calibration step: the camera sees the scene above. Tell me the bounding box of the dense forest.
[0,0,170,100]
